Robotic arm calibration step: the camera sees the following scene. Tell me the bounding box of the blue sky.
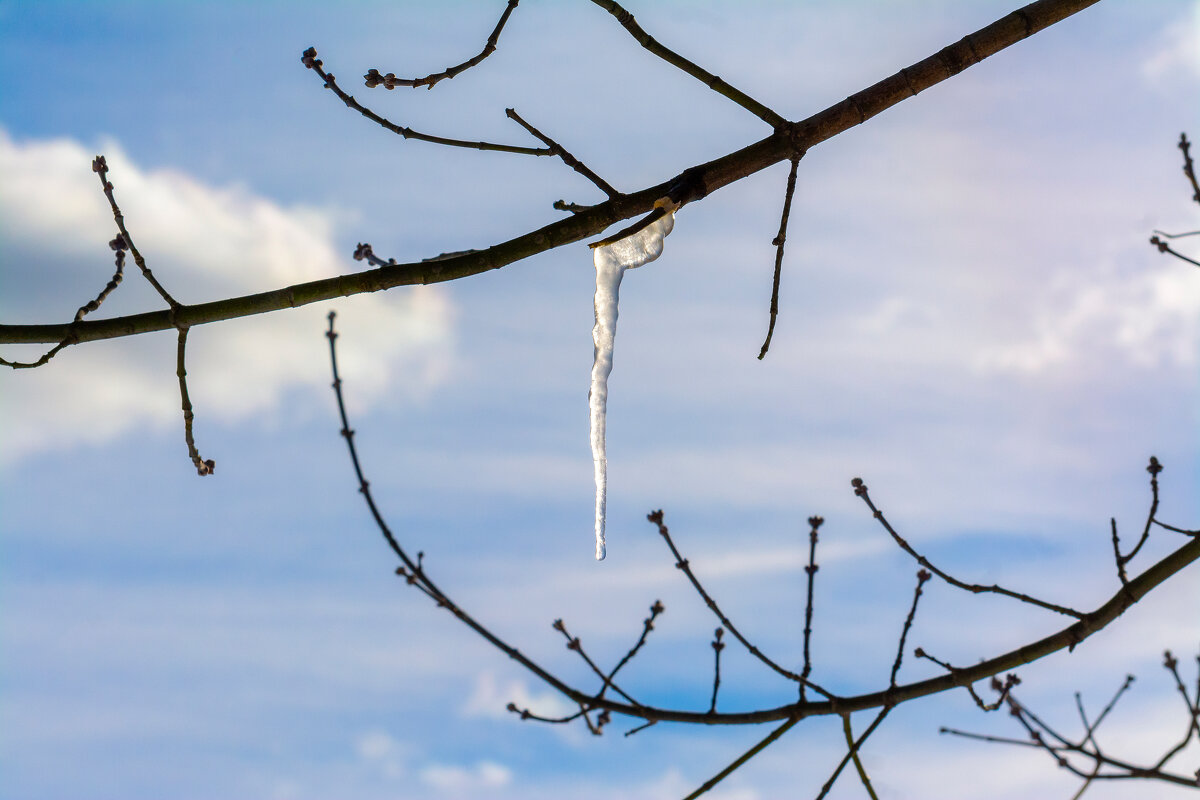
[2,1,1199,798]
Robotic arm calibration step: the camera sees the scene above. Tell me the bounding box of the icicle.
[589,200,678,560]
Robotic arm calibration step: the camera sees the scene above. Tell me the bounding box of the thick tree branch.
[1,0,1102,348]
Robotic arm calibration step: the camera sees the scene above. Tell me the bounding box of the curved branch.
[363,0,520,91]
[301,47,548,156]
[1,0,1102,348]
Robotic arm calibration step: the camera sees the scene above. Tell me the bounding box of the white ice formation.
[589,202,677,560]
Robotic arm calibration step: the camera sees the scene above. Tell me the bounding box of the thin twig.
[842,714,881,800]
[363,0,519,91]
[600,600,664,698]
[176,328,215,476]
[506,108,620,197]
[302,47,550,156]
[1149,235,1200,268]
[587,0,787,129]
[623,719,657,737]
[709,628,725,714]
[852,478,1085,618]
[799,515,822,701]
[93,156,181,313]
[551,618,640,706]
[1179,132,1200,206]
[681,717,801,800]
[890,569,931,690]
[646,510,838,700]
[553,199,592,214]
[0,232,125,369]
[815,707,891,800]
[6,0,1108,349]
[916,649,1019,711]
[757,152,802,359]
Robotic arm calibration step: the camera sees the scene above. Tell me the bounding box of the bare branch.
[947,654,1200,792]
[551,618,640,707]
[587,0,788,129]
[842,714,881,800]
[889,570,931,690]
[506,107,620,198]
[2,0,1105,348]
[681,717,801,800]
[600,599,664,699]
[0,231,124,369]
[363,0,519,91]
[758,151,802,359]
[815,708,891,800]
[92,156,181,312]
[709,627,725,714]
[1179,132,1200,206]
[852,477,1085,618]
[176,328,215,476]
[301,47,549,156]
[799,515,822,701]
[646,510,838,700]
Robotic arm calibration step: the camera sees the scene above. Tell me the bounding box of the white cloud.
[973,256,1200,375]
[419,760,512,793]
[1141,4,1200,87]
[0,128,453,463]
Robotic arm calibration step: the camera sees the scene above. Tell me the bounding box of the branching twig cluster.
[0,156,214,475]
[326,311,1200,799]
[943,649,1200,794]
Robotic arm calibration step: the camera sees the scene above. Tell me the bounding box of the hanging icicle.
[588,199,679,560]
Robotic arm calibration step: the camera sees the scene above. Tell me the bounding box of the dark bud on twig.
[364,69,382,88]
[917,569,932,583]
[301,47,320,69]
[1147,456,1163,476]
[808,515,824,529]
[353,242,374,261]
[1164,650,1178,670]
[1151,235,1170,252]
[551,618,565,632]
[92,155,107,173]
[914,647,926,658]
[712,627,725,651]
[109,234,127,252]
[851,477,866,496]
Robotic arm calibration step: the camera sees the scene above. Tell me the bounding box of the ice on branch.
[589,201,678,560]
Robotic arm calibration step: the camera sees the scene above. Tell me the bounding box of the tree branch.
[586,0,788,130]
[363,0,520,91]
[1,0,1103,349]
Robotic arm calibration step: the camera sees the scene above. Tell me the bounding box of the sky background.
[2,1,1199,798]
